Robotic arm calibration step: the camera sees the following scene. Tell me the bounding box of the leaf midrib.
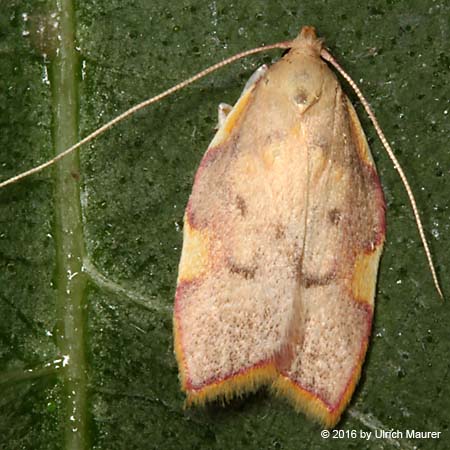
[51,1,88,449]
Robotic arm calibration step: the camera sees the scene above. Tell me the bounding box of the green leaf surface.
[1,1,449,449]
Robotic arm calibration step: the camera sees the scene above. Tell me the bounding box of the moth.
[0,25,441,429]
[173,27,442,427]
[173,26,386,427]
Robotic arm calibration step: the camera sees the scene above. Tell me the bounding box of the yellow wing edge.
[185,363,277,407]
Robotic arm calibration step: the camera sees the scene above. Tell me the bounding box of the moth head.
[291,26,324,56]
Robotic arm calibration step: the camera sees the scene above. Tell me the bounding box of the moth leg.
[243,64,268,92]
[216,65,269,129]
[217,103,233,129]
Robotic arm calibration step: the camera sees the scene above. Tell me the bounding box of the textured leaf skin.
[0,1,449,449]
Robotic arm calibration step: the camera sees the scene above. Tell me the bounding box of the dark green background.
[0,1,449,449]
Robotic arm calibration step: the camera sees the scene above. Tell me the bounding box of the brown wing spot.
[274,223,286,240]
[328,208,342,226]
[235,195,247,216]
[228,261,256,280]
[301,270,336,288]
[294,89,308,105]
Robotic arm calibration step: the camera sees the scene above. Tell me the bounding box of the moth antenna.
[0,41,290,190]
[321,48,444,300]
